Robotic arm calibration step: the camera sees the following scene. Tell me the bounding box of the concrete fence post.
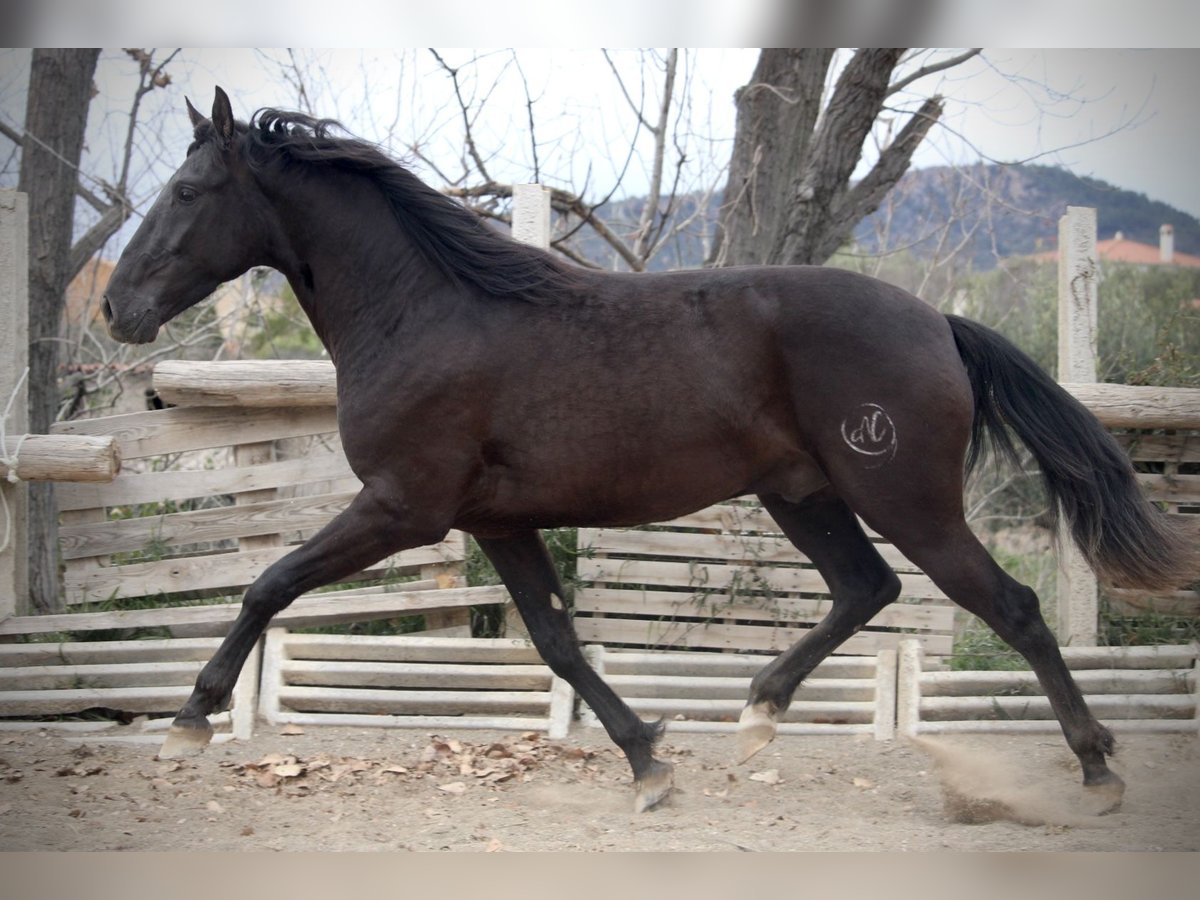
[503,183,551,640]
[512,183,551,250]
[1056,206,1100,646]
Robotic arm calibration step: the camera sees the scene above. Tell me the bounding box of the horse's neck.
[263,169,453,362]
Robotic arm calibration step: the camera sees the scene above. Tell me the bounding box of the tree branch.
[887,49,982,97]
[631,49,678,262]
[0,118,112,213]
[444,180,646,272]
[819,95,944,262]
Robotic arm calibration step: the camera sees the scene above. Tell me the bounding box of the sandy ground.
[0,723,1196,852]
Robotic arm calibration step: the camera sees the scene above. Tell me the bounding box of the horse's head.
[103,87,269,344]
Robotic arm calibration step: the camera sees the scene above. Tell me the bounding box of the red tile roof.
[1028,235,1200,267]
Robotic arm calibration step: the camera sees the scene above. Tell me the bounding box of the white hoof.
[735,701,777,764]
[633,759,675,813]
[158,720,214,759]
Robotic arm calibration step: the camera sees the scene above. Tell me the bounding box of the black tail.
[946,314,1197,591]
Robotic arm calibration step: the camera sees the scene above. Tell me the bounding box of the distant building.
[1028,223,1200,268]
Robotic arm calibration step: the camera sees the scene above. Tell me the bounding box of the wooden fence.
[580,646,897,739]
[898,640,1199,736]
[32,400,500,637]
[575,504,956,656]
[259,629,574,738]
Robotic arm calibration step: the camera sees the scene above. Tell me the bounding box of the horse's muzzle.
[102,295,160,344]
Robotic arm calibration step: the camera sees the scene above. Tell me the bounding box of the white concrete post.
[1056,206,1099,646]
[504,183,551,640]
[0,191,29,620]
[512,183,551,250]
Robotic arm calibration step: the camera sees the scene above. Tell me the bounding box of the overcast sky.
[2,46,1199,253]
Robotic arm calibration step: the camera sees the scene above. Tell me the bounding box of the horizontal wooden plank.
[603,673,874,702]
[0,721,119,733]
[913,719,1198,735]
[282,661,552,691]
[3,584,502,637]
[634,719,873,736]
[51,406,339,459]
[0,661,203,691]
[0,637,222,663]
[657,504,781,534]
[917,668,1192,697]
[59,490,361,560]
[1136,473,1200,504]
[1063,383,1200,429]
[1057,645,1198,668]
[154,360,338,407]
[574,616,954,656]
[56,452,356,512]
[60,491,343,560]
[579,528,927,573]
[63,538,464,604]
[618,696,876,724]
[277,686,551,715]
[269,711,553,731]
[920,693,1195,721]
[1,434,120,483]
[576,587,955,633]
[0,685,192,716]
[577,557,947,601]
[1103,587,1200,618]
[279,634,541,664]
[593,649,878,679]
[580,527,808,563]
[659,505,892,542]
[1112,432,1200,463]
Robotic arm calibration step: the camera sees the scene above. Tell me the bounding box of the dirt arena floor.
[0,723,1196,852]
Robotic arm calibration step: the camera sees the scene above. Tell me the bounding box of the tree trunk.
[709,48,942,269]
[16,48,100,614]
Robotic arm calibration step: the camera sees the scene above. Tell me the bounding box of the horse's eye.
[177,186,198,204]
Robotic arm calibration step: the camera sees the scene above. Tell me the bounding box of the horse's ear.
[185,96,206,130]
[211,86,235,149]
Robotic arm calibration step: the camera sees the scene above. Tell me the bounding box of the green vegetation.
[244,284,326,359]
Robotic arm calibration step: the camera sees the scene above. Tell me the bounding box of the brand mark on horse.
[840,403,898,467]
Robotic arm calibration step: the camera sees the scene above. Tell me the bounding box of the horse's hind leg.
[875,517,1125,812]
[475,529,673,812]
[738,489,902,762]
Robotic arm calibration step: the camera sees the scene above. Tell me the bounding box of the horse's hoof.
[633,759,675,813]
[1082,771,1126,815]
[735,701,777,764]
[158,719,214,759]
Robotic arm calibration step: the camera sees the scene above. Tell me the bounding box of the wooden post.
[1056,206,1099,646]
[0,191,29,619]
[233,441,282,553]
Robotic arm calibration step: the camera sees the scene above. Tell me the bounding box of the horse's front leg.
[475,529,674,812]
[160,488,444,757]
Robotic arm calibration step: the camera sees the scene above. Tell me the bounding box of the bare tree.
[708,48,981,268]
[418,49,720,273]
[6,47,177,612]
[14,49,100,614]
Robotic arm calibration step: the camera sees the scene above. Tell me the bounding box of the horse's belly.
[460,435,821,530]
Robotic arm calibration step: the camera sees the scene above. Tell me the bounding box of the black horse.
[103,89,1196,813]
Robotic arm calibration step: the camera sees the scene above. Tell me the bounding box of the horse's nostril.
[101,296,114,324]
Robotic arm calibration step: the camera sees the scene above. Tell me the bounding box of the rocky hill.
[564,163,1200,272]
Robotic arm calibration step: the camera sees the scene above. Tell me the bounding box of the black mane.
[239,109,582,305]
